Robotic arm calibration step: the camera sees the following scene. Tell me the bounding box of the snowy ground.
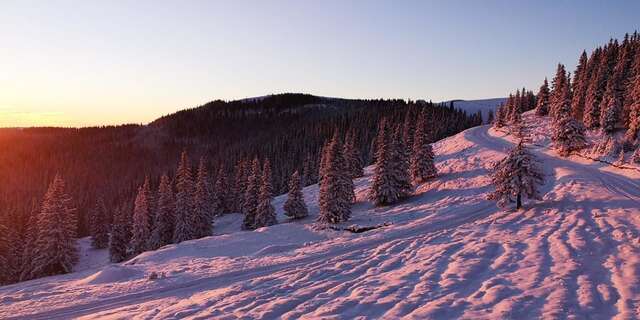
[2,113,640,319]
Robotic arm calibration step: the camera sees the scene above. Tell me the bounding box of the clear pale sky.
[1,0,639,127]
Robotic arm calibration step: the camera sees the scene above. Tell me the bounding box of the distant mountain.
[446,98,506,122]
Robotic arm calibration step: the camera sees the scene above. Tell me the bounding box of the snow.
[2,112,640,319]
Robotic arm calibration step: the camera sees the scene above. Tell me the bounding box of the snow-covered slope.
[2,113,640,319]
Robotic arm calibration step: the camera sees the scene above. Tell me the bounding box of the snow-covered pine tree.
[318,141,330,184]
[27,174,78,279]
[192,158,213,239]
[626,58,640,142]
[392,125,413,199]
[410,110,437,184]
[212,167,226,215]
[233,159,248,213]
[0,222,16,284]
[90,196,109,249]
[549,64,568,120]
[109,205,131,263]
[493,104,506,128]
[535,78,550,116]
[242,158,261,230]
[284,170,308,219]
[343,131,364,179]
[149,173,174,250]
[487,109,495,125]
[369,119,398,206]
[600,69,624,135]
[131,180,152,255]
[571,51,589,120]
[552,72,573,123]
[19,200,39,281]
[552,113,588,156]
[254,160,277,228]
[318,132,352,223]
[488,141,544,209]
[174,151,195,243]
[584,48,609,129]
[509,90,523,123]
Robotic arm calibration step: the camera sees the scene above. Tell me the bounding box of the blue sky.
[1,0,639,127]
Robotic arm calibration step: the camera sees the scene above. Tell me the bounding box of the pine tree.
[410,110,437,184]
[553,72,573,123]
[392,125,413,199]
[571,51,589,120]
[90,196,109,249]
[131,179,152,255]
[632,147,640,164]
[174,151,195,243]
[510,89,523,123]
[493,104,507,128]
[535,78,550,116]
[149,173,174,250]
[212,167,228,215]
[369,120,398,206]
[550,64,568,119]
[19,201,39,281]
[626,54,640,141]
[109,206,131,263]
[27,174,78,279]
[488,141,544,209]
[242,158,261,230]
[318,132,352,223]
[284,170,308,219]
[254,160,278,228]
[233,159,248,213]
[0,222,15,284]
[193,158,213,239]
[552,114,588,156]
[343,131,364,178]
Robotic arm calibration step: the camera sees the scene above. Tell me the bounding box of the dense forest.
[0,94,482,284]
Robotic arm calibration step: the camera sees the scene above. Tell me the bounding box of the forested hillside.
[0,94,481,284]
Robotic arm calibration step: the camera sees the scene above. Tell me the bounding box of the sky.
[1,0,639,127]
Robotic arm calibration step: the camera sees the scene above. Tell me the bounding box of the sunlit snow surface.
[2,113,640,319]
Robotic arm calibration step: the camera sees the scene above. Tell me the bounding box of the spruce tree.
[149,173,174,250]
[535,78,550,116]
[233,159,248,213]
[552,114,588,156]
[392,125,413,199]
[254,160,277,228]
[488,141,544,209]
[318,132,352,223]
[109,206,131,263]
[284,170,308,219]
[242,158,261,230]
[193,158,213,239]
[212,167,228,215]
[27,174,78,279]
[369,119,398,206]
[343,131,364,178]
[89,197,109,249]
[131,180,152,255]
[174,151,195,243]
[410,110,437,184]
[0,222,15,284]
[19,201,39,281]
[626,55,640,141]
[584,48,608,128]
[571,51,589,120]
[550,64,568,119]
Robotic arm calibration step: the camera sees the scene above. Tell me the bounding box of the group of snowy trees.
[108,152,221,262]
[369,108,438,207]
[0,175,78,284]
[0,96,482,286]
[545,34,640,156]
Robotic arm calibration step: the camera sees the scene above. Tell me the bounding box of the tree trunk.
[516,192,522,210]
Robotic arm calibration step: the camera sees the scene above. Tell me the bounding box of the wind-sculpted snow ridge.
[2,113,640,319]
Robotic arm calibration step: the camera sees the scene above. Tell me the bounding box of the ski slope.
[2,114,640,319]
